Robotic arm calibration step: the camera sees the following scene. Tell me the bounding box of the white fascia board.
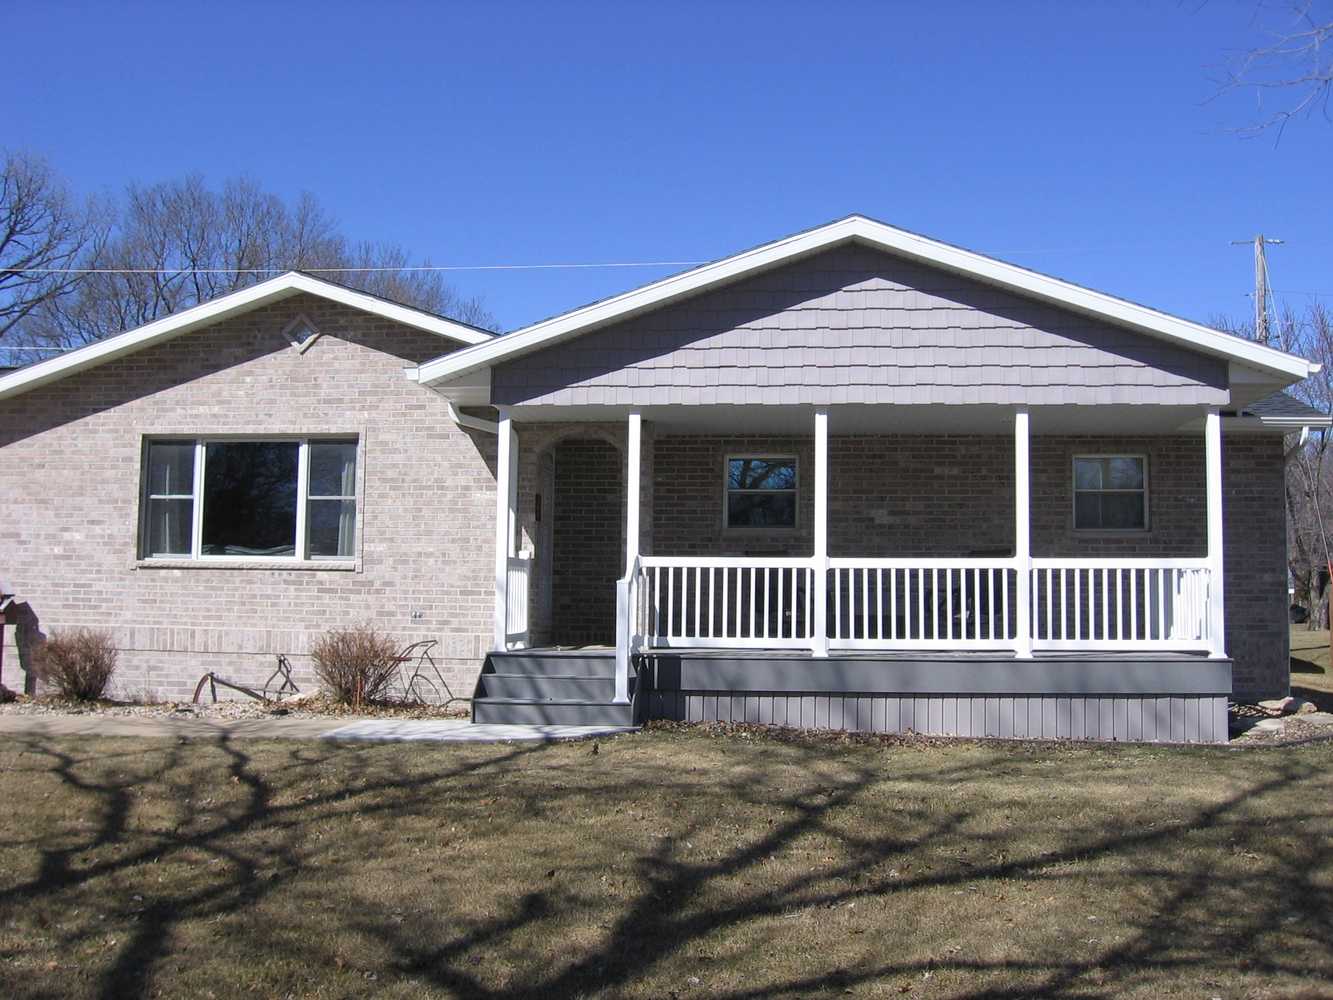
[415,215,1314,387]
[0,271,493,402]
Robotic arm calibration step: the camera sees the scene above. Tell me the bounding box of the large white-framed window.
[1072,454,1148,531]
[724,455,799,529]
[140,437,358,560]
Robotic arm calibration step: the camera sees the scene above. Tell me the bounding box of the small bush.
[34,629,118,701]
[311,626,400,706]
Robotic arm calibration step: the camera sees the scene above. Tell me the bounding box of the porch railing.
[641,557,815,648]
[633,555,1213,655]
[828,559,1018,650]
[1029,558,1212,651]
[504,552,532,647]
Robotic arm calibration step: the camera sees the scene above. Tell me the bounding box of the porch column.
[493,407,517,651]
[1205,409,1227,658]
[613,412,642,704]
[1014,409,1033,658]
[625,412,642,573]
[812,409,829,658]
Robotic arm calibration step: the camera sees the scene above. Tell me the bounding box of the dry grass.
[0,728,1330,999]
[1290,625,1333,712]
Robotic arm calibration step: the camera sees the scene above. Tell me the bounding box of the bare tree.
[11,172,494,355]
[1219,1,1333,136]
[0,151,102,339]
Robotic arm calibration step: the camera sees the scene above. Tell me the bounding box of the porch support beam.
[1014,409,1033,658]
[1205,408,1227,658]
[812,409,829,658]
[493,407,516,651]
[625,412,642,574]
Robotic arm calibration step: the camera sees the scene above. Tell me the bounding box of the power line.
[1231,235,1283,343]
[4,260,706,276]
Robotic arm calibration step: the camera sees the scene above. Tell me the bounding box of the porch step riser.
[472,700,636,727]
[479,675,633,701]
[485,653,618,678]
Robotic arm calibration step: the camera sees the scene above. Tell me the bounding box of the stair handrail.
[613,553,643,705]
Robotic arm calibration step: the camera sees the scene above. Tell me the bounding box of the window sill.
[134,558,359,572]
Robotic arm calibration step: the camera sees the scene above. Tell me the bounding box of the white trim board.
[0,271,494,402]
[414,214,1317,390]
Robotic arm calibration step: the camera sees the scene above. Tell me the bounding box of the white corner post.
[493,407,516,651]
[1205,408,1227,658]
[614,411,642,704]
[1014,409,1033,658]
[625,412,642,575]
[812,408,830,658]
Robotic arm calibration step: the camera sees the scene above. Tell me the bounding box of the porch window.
[725,456,798,528]
[140,438,358,560]
[1073,455,1147,531]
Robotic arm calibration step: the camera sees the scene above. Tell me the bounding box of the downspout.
[447,401,499,435]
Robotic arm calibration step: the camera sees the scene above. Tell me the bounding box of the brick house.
[1,216,1326,742]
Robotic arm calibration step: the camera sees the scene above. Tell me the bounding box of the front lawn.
[1,728,1330,998]
[1291,625,1333,712]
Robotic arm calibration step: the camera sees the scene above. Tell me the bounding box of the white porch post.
[625,412,642,574]
[812,409,829,658]
[614,411,642,704]
[1205,408,1227,658]
[1014,409,1033,658]
[493,407,515,651]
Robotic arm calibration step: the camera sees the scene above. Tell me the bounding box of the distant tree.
[10,171,494,356]
[0,151,103,339]
[1219,1,1333,136]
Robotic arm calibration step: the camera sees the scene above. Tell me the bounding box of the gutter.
[447,401,499,435]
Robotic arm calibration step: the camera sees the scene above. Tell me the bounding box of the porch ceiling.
[506,403,1219,435]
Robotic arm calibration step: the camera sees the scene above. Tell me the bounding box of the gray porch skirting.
[639,652,1232,744]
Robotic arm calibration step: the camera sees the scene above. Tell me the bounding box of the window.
[141,438,357,560]
[1073,455,1147,531]
[725,456,798,528]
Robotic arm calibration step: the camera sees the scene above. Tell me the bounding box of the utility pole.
[1232,235,1283,344]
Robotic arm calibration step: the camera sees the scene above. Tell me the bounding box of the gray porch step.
[485,650,617,677]
[472,697,636,727]
[478,673,632,702]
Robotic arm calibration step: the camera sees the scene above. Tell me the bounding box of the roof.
[0,271,495,402]
[413,214,1318,390]
[1240,391,1333,428]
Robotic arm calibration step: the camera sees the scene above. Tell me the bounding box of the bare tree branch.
[1216,1,1333,137]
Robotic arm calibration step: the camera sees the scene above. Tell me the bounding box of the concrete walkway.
[0,712,637,743]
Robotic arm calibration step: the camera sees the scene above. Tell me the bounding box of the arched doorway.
[548,437,624,646]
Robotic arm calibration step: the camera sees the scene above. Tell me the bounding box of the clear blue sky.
[6,1,1331,332]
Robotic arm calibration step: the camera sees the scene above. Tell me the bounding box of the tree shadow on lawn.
[0,733,1331,999]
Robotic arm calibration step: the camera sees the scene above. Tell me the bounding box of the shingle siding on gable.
[493,245,1230,406]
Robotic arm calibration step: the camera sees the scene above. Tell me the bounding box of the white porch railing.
[1029,558,1211,650]
[828,558,1018,650]
[641,556,815,648]
[631,555,1213,655]
[504,552,532,647]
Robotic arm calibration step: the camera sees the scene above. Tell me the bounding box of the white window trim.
[1071,453,1150,533]
[723,453,800,531]
[282,313,323,354]
[139,435,359,563]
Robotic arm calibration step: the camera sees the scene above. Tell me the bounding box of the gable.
[492,244,1230,407]
[0,294,457,447]
[0,271,492,403]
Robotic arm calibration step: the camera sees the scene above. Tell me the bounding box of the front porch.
[482,404,1234,741]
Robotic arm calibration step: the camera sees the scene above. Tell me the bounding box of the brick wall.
[0,293,497,701]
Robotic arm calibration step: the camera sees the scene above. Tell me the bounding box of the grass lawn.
[1290,625,1333,712]
[1,729,1331,999]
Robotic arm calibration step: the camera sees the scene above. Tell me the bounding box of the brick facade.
[0,294,496,702]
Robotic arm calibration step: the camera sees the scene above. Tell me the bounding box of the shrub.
[310,626,400,706]
[34,629,118,701]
